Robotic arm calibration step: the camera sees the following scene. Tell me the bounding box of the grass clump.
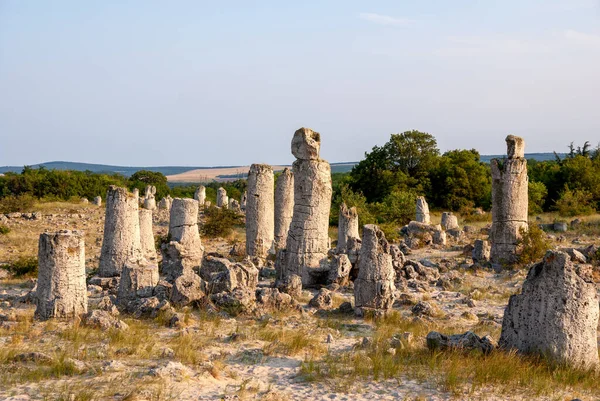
[0,224,10,235]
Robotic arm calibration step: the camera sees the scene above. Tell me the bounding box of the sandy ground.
[0,202,599,401]
[166,165,289,183]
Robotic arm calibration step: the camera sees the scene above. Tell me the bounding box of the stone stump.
[354,225,396,316]
[99,186,142,277]
[217,187,227,208]
[416,197,431,224]
[35,230,87,320]
[337,202,359,253]
[194,186,206,205]
[93,196,102,206]
[441,212,459,231]
[143,185,156,210]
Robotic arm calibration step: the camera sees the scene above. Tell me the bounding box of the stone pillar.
[217,187,227,208]
[143,185,156,210]
[337,202,359,253]
[93,196,102,206]
[246,164,275,259]
[99,186,142,277]
[353,225,396,316]
[194,185,206,205]
[280,127,332,286]
[35,230,87,320]
[499,251,599,369]
[490,135,528,263]
[415,197,430,224]
[139,209,157,262]
[472,239,490,263]
[158,196,172,211]
[161,198,204,280]
[274,168,294,250]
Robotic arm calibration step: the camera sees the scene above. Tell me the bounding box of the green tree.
[528,181,547,215]
[129,170,169,199]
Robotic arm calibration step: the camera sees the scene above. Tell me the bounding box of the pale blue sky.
[1,1,599,166]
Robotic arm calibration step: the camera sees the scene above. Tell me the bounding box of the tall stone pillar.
[337,202,359,253]
[246,164,275,259]
[274,168,294,250]
[490,135,528,263]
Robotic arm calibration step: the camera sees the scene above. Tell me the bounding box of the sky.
[1,0,599,166]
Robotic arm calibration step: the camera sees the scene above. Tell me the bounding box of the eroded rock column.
[161,198,204,280]
[499,251,599,369]
[139,209,157,262]
[280,127,332,286]
[143,185,156,210]
[337,202,359,253]
[194,186,206,205]
[246,164,275,259]
[416,197,430,224]
[99,186,142,277]
[490,135,528,263]
[274,168,294,250]
[353,225,396,316]
[217,187,227,208]
[35,230,87,320]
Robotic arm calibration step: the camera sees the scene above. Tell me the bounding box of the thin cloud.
[358,13,414,26]
[564,29,600,46]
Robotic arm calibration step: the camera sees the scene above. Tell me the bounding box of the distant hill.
[0,154,565,179]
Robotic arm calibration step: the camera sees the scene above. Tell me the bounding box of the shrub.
[2,256,38,277]
[553,187,596,217]
[0,194,35,214]
[0,225,10,235]
[517,225,550,266]
[528,181,547,215]
[201,206,244,238]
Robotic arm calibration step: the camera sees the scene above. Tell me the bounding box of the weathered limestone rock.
[327,254,352,286]
[93,196,102,206]
[490,135,528,263]
[240,191,247,211]
[117,261,159,305]
[416,197,430,224]
[246,164,275,259]
[161,198,204,281]
[199,255,259,294]
[158,196,173,211]
[194,186,206,205]
[230,199,241,212]
[354,225,396,316]
[274,274,302,299]
[143,185,157,210]
[472,239,490,263]
[337,203,359,253]
[80,197,89,204]
[35,231,87,320]
[256,288,295,311]
[309,288,333,309]
[139,209,157,262]
[427,331,495,354]
[432,230,447,246]
[217,187,227,208]
[441,212,459,231]
[99,186,142,277]
[499,251,599,369]
[274,168,294,250]
[171,272,206,307]
[281,128,332,287]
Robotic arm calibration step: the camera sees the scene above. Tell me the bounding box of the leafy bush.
[528,181,548,215]
[374,189,417,226]
[553,187,596,217]
[0,225,10,235]
[0,194,36,213]
[517,225,550,266]
[201,206,244,238]
[1,257,38,277]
